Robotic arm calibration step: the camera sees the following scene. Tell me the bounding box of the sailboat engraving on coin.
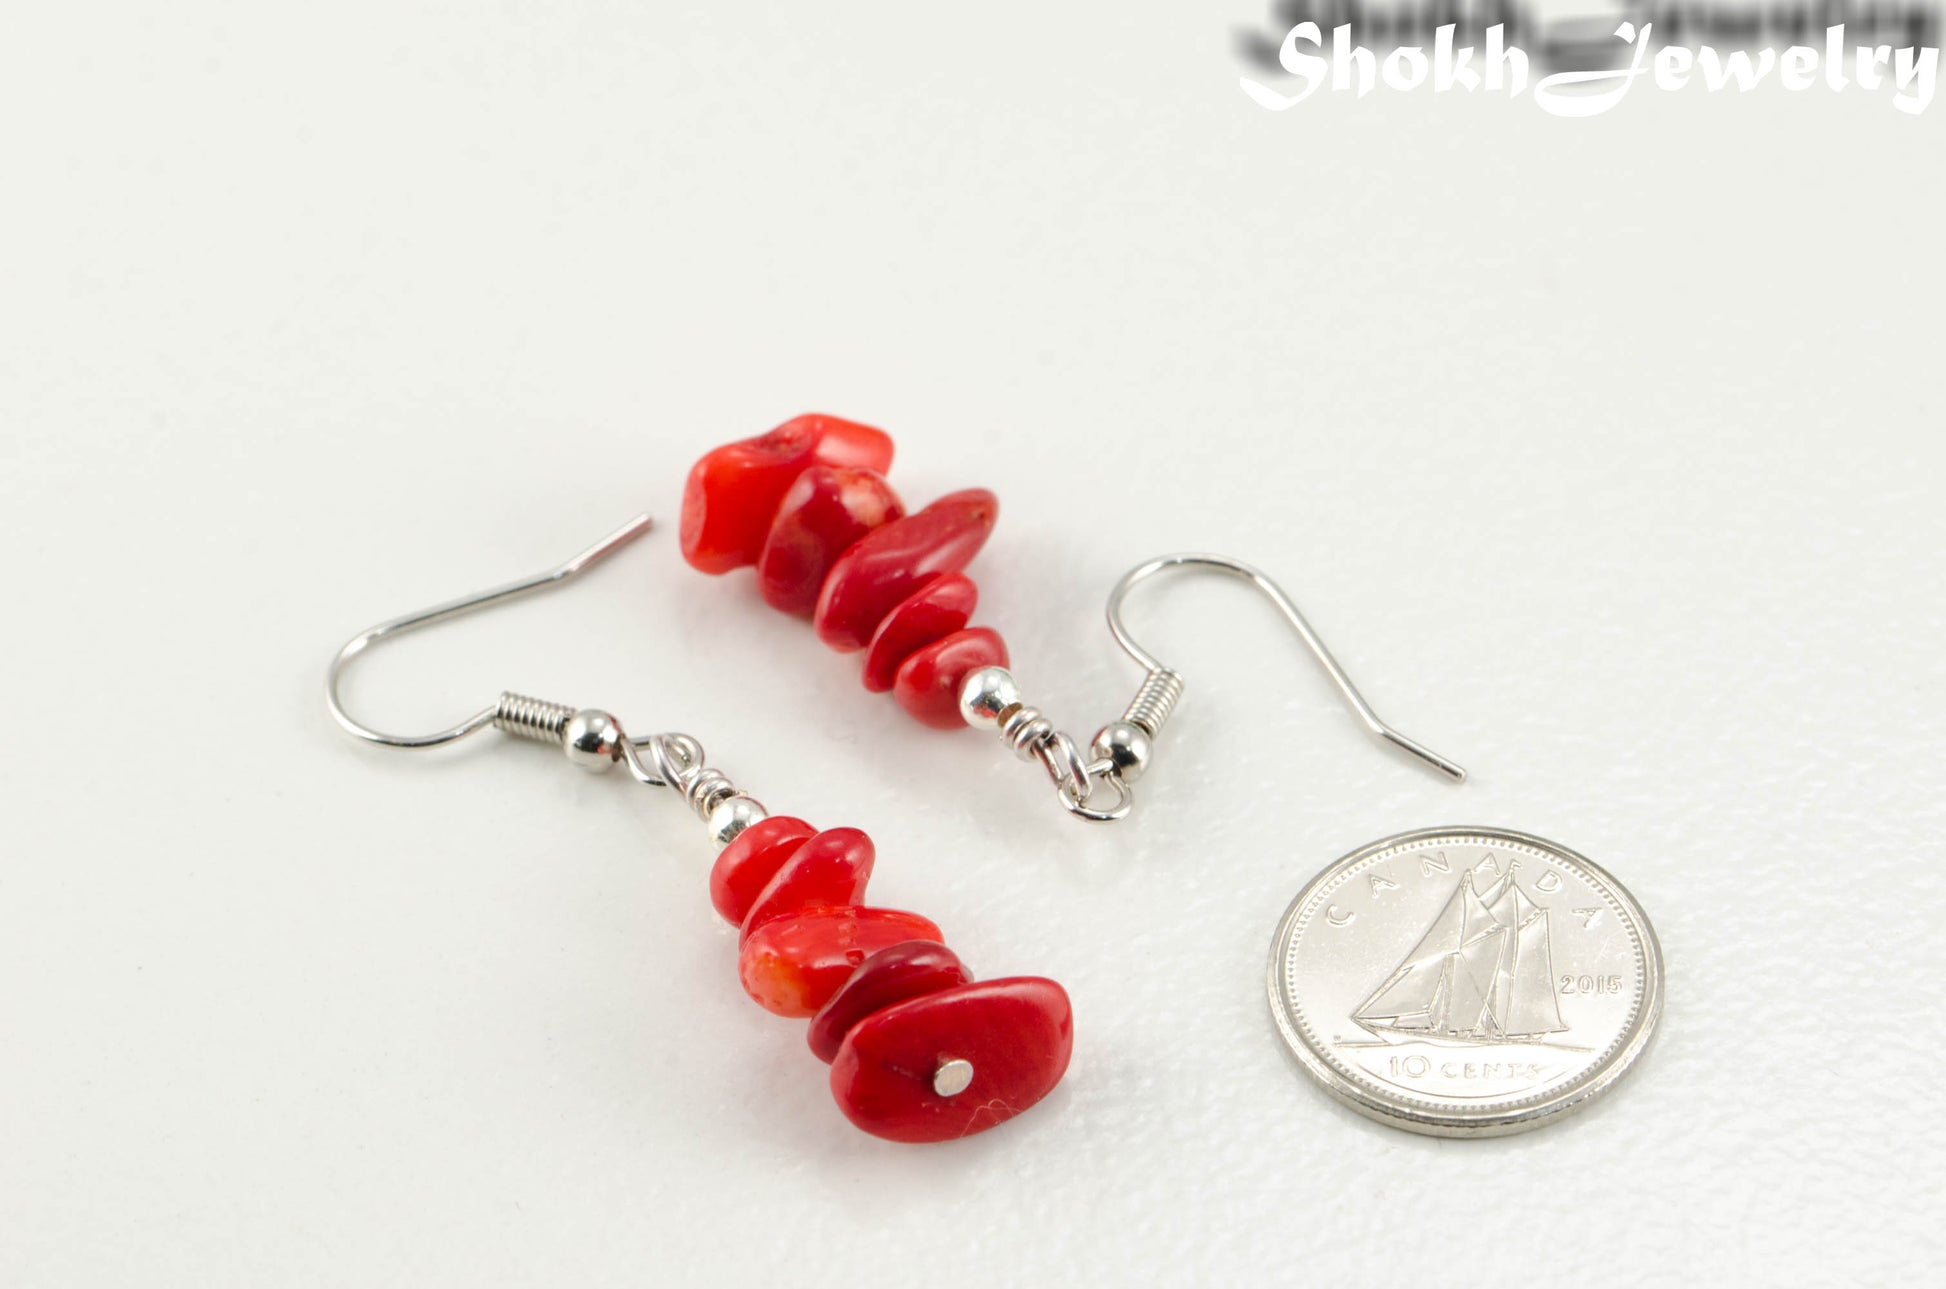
[1352,863,1566,1045]
[1268,828,1662,1137]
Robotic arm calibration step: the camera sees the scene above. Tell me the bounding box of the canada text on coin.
[1267,827,1661,1137]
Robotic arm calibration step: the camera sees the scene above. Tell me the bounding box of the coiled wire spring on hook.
[324,516,773,849]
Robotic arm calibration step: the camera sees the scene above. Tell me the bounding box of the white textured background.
[3,3,1942,1286]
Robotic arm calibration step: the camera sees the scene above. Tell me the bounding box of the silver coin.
[1268,827,1662,1138]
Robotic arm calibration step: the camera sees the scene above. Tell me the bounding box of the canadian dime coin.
[1268,827,1662,1137]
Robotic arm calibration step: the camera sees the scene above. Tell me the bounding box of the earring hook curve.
[325,514,655,749]
[1104,553,1466,783]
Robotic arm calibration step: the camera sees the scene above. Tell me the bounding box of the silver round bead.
[707,795,768,848]
[1090,720,1153,783]
[562,709,624,771]
[958,666,1023,729]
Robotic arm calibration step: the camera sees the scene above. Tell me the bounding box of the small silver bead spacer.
[562,709,625,772]
[707,795,767,848]
[1090,720,1153,783]
[958,666,1023,729]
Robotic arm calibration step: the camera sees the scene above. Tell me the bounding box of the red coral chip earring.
[679,416,1471,823]
[326,515,1072,1143]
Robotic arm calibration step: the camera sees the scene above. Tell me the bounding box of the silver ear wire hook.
[326,514,656,750]
[955,551,1466,823]
[1102,552,1466,783]
[324,513,771,846]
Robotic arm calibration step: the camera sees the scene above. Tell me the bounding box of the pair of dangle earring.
[327,416,1460,1145]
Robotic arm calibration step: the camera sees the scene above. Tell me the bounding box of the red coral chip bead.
[860,573,978,694]
[806,939,970,1064]
[756,467,905,617]
[812,489,999,652]
[829,978,1074,1143]
[738,907,945,1018]
[708,816,816,926]
[739,827,875,943]
[679,415,894,574]
[892,627,1010,730]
